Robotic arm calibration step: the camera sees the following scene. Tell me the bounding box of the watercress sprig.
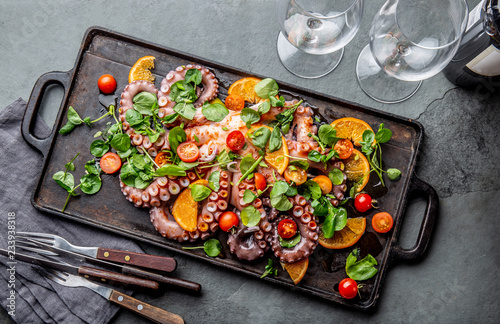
[260,258,278,279]
[59,103,117,135]
[182,238,222,257]
[345,248,378,281]
[359,124,401,186]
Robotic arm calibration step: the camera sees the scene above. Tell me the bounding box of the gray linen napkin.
[0,98,142,324]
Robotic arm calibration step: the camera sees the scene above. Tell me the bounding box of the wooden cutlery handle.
[122,266,201,294]
[78,266,159,290]
[97,248,177,272]
[109,290,184,324]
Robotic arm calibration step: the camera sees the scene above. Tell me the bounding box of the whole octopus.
[117,63,347,264]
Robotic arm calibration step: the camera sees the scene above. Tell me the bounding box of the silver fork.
[17,232,177,273]
[42,269,184,324]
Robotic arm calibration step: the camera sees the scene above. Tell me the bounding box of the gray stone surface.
[1,0,499,323]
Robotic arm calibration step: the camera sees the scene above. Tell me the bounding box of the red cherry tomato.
[354,193,372,213]
[277,219,297,239]
[219,211,239,232]
[177,142,200,163]
[97,74,117,94]
[100,152,122,174]
[339,278,358,299]
[254,173,267,191]
[226,130,245,151]
[154,151,171,167]
[372,212,394,233]
[334,139,354,159]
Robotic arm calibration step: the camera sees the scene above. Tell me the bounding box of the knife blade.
[17,240,202,294]
[0,248,159,290]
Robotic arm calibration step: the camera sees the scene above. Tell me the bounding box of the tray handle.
[22,71,71,156]
[390,175,439,262]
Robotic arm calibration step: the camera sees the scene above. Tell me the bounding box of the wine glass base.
[277,32,343,79]
[356,44,422,104]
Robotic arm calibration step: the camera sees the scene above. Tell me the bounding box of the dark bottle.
[443,0,500,91]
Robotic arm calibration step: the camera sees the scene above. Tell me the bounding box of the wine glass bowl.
[276,0,364,78]
[356,0,469,103]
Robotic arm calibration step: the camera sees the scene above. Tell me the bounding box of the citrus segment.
[171,179,208,232]
[330,117,373,146]
[319,217,366,249]
[344,149,370,192]
[283,258,309,285]
[228,77,265,104]
[246,125,289,175]
[129,55,156,83]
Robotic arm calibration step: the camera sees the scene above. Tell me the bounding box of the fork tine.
[16,244,59,256]
[17,235,54,245]
[46,268,69,281]
[16,232,56,239]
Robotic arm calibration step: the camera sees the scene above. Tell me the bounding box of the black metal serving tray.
[22,27,438,310]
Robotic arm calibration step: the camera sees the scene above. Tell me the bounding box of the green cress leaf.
[154,165,187,177]
[257,101,271,115]
[318,124,339,146]
[134,176,151,190]
[90,140,110,158]
[120,164,138,187]
[271,195,293,211]
[58,122,76,135]
[345,248,378,281]
[261,258,278,278]
[279,233,301,248]
[190,184,212,202]
[311,198,329,216]
[268,127,282,153]
[117,147,136,159]
[177,161,199,170]
[125,109,143,127]
[271,180,289,197]
[84,159,100,175]
[162,112,179,124]
[173,102,197,120]
[53,171,75,192]
[285,185,298,197]
[375,124,392,143]
[80,174,102,195]
[307,150,322,163]
[241,205,261,227]
[289,160,309,171]
[184,69,202,85]
[203,239,222,257]
[110,133,131,152]
[240,108,261,128]
[202,102,229,122]
[334,207,347,231]
[131,154,148,170]
[254,78,279,99]
[387,168,401,180]
[65,161,75,172]
[329,168,344,186]
[251,127,271,149]
[239,155,257,175]
[67,106,84,125]
[208,171,221,192]
[83,117,91,127]
[168,126,187,152]
[133,92,157,116]
[148,130,160,144]
[243,189,257,204]
[302,180,322,200]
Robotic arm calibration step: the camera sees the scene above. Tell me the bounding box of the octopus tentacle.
[270,197,319,264]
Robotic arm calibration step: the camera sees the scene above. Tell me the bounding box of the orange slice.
[171,179,208,232]
[246,125,289,175]
[343,149,370,192]
[283,258,309,285]
[330,117,374,146]
[129,55,155,83]
[228,77,265,104]
[319,217,366,249]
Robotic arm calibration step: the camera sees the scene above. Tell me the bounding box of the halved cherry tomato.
[97,74,117,94]
[226,130,245,151]
[334,139,354,159]
[219,211,239,232]
[284,166,307,186]
[372,212,393,233]
[278,219,297,239]
[254,173,267,191]
[225,94,245,111]
[339,278,358,299]
[100,152,122,174]
[177,142,200,163]
[354,193,372,213]
[313,175,333,195]
[155,151,171,167]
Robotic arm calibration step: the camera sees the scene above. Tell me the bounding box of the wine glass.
[276,0,364,79]
[356,0,469,103]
